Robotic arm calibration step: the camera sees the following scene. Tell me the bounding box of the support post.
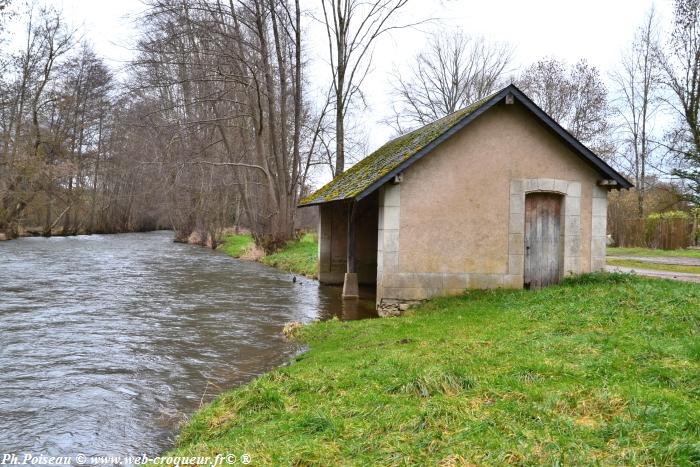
[342,201,359,298]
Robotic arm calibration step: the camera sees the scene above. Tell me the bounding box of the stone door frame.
[508,179,582,285]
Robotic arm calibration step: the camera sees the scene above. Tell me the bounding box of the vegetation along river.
[0,231,373,461]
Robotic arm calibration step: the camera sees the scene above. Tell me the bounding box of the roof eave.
[356,85,632,200]
[298,84,632,207]
[507,86,634,189]
[298,197,350,207]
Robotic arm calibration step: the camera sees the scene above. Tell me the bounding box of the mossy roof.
[299,85,632,207]
[298,92,499,206]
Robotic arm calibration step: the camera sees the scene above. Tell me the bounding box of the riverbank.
[166,273,700,465]
[218,233,318,278]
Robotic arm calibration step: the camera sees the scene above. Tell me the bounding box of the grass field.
[218,233,318,278]
[169,274,700,465]
[608,246,700,259]
[607,258,700,275]
[218,233,255,258]
[261,233,317,278]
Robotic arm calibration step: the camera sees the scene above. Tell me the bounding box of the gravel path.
[605,265,700,283]
[608,255,700,267]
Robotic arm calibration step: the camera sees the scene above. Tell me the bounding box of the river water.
[0,231,374,461]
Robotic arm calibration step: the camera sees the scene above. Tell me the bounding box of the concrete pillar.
[342,272,359,298]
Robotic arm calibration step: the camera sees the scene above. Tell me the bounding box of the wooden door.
[524,193,563,289]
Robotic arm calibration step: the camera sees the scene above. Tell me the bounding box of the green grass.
[608,246,700,259]
[261,233,318,278]
[607,258,700,275]
[169,274,700,465]
[219,234,255,258]
[218,232,318,278]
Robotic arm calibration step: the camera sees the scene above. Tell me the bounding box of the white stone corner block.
[591,237,607,259]
[508,254,524,275]
[538,178,556,192]
[554,179,569,194]
[565,215,581,234]
[592,216,607,237]
[592,197,608,217]
[510,194,524,214]
[563,256,580,275]
[564,197,581,216]
[591,257,606,272]
[524,179,539,192]
[383,184,401,207]
[592,185,607,199]
[383,230,400,253]
[565,235,582,257]
[383,206,400,230]
[566,182,582,197]
[509,212,524,234]
[510,179,524,195]
[509,233,524,255]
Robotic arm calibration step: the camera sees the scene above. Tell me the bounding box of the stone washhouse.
[298,84,632,315]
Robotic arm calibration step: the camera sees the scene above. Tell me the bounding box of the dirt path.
[605,265,700,283]
[608,255,700,267]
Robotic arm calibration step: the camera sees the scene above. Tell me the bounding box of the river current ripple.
[0,231,370,461]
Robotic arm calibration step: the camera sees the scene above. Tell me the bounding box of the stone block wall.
[376,177,601,309]
[376,183,401,305]
[508,178,583,279]
[591,185,608,271]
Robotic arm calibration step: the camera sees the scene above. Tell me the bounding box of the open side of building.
[299,85,632,314]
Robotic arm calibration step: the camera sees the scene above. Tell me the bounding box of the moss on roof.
[299,92,499,206]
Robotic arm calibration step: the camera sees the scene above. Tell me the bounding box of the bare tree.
[610,7,663,216]
[320,0,418,174]
[0,5,74,238]
[387,31,514,134]
[518,58,611,158]
[121,0,320,246]
[659,0,700,204]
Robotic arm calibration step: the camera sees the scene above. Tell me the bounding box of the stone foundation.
[377,300,417,317]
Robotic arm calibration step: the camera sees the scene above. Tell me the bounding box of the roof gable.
[299,85,631,207]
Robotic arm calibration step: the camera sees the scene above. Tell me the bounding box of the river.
[0,231,374,461]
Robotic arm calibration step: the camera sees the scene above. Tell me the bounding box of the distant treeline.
[2,0,700,246]
[0,0,326,248]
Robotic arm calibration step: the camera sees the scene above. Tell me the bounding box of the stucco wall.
[378,101,609,305]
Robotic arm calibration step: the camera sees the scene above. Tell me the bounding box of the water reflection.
[315,284,377,320]
[0,231,375,461]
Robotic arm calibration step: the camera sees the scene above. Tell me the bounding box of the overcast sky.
[30,0,674,181]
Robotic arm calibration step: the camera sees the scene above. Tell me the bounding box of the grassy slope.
[608,247,700,259]
[219,234,254,258]
[607,258,700,275]
[172,274,700,465]
[261,233,317,278]
[219,233,318,278]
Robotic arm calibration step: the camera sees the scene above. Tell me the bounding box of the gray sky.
[31,0,674,182]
